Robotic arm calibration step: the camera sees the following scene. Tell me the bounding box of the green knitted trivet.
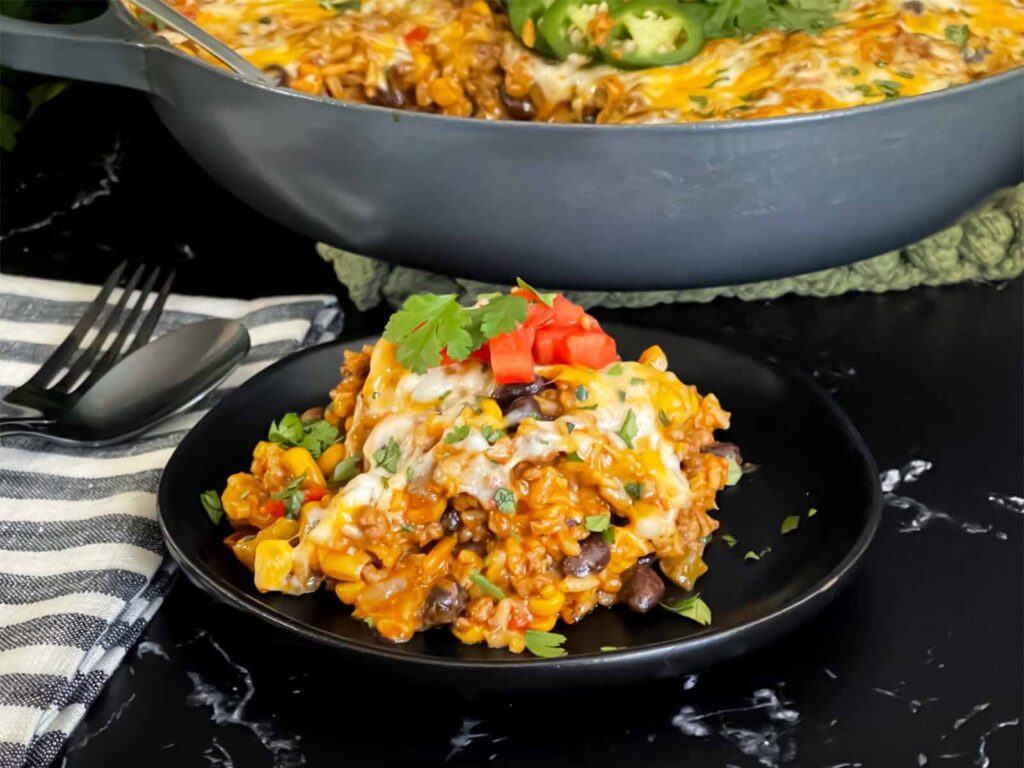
[318,184,1024,311]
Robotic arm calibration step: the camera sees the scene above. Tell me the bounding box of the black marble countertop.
[2,83,1022,768]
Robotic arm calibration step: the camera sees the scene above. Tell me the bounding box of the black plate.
[158,324,881,690]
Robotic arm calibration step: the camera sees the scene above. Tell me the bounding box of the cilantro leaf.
[269,412,341,458]
[585,514,610,532]
[494,487,516,513]
[268,413,305,445]
[472,294,528,342]
[200,490,224,525]
[566,423,576,434]
[481,425,505,444]
[470,570,506,599]
[575,385,588,402]
[271,474,306,520]
[807,507,818,518]
[725,458,743,486]
[515,278,557,307]
[607,362,623,375]
[524,629,568,658]
[444,425,470,444]
[781,515,801,534]
[875,80,901,99]
[624,482,643,501]
[661,593,712,626]
[659,410,671,427]
[373,437,402,473]
[383,294,475,373]
[331,454,363,486]
[944,23,969,47]
[721,533,738,548]
[299,420,340,458]
[617,409,638,449]
[744,550,761,561]
[566,451,583,462]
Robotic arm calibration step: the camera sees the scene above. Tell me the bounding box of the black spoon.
[0,319,250,446]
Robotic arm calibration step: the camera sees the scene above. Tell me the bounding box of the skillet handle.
[0,7,152,92]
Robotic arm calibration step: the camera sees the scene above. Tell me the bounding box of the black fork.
[2,261,176,421]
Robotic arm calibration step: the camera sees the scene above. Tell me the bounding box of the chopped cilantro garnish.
[689,94,708,109]
[271,474,306,520]
[399,524,414,533]
[438,389,452,401]
[725,458,743,486]
[494,487,517,513]
[702,0,843,39]
[200,490,224,525]
[744,550,761,561]
[624,482,643,501]
[875,80,901,99]
[661,593,712,626]
[268,412,341,458]
[607,362,623,375]
[618,390,627,402]
[363,616,375,628]
[895,70,914,79]
[382,293,527,373]
[781,515,801,534]
[617,409,638,449]
[630,377,644,385]
[444,425,470,444]
[721,533,738,548]
[524,629,567,658]
[566,451,584,462]
[841,66,860,76]
[257,15,272,23]
[600,645,621,652]
[470,570,506,599]
[808,507,818,518]
[566,423,576,434]
[658,410,671,427]
[585,514,611,533]
[944,23,969,48]
[331,454,362,486]
[575,384,588,402]
[406,466,415,482]
[515,277,556,306]
[373,437,402,473]
[481,425,505,444]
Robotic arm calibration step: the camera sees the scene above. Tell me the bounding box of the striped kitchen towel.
[0,272,344,768]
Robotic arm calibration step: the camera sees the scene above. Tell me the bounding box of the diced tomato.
[552,295,584,326]
[533,325,572,365]
[523,301,556,330]
[262,499,285,519]
[470,345,491,363]
[563,331,617,369]
[489,325,536,384]
[304,487,327,502]
[578,313,602,332]
[405,25,429,44]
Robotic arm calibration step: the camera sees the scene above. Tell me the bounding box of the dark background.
[2,76,1022,767]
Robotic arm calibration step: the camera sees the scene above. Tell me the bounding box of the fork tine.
[51,263,146,394]
[126,268,175,354]
[23,261,127,389]
[74,266,161,393]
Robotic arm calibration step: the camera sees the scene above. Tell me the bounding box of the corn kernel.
[282,446,326,487]
[477,398,502,421]
[528,589,565,617]
[254,540,293,592]
[317,443,347,476]
[334,580,364,603]
[321,549,371,581]
[453,624,485,644]
[527,614,558,631]
[422,537,456,577]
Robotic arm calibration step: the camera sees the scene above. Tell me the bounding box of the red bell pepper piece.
[304,487,327,503]
[405,25,429,44]
[262,499,286,519]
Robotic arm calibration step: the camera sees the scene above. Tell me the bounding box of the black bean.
[369,85,406,109]
[620,563,665,613]
[440,508,460,533]
[493,376,547,410]
[701,442,743,464]
[563,533,611,577]
[503,395,542,426]
[422,579,467,628]
[637,552,657,566]
[262,65,290,87]
[499,84,536,121]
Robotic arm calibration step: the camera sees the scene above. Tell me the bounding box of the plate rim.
[158,328,882,671]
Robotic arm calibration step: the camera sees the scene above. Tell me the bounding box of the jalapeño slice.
[508,0,557,56]
[600,0,705,69]
[537,0,614,60]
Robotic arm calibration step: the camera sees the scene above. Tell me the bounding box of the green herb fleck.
[200,490,224,525]
[400,524,414,533]
[363,616,375,628]
[515,277,556,306]
[406,466,415,482]
[617,409,638,449]
[781,515,801,534]
[808,507,818,518]
[585,514,611,533]
[658,410,671,427]
[607,363,623,376]
[271,474,307,520]
[321,0,361,11]
[566,451,584,462]
[494,487,516,514]
[721,534,738,548]
[566,423,576,434]
[438,389,452,401]
[725,458,743,486]
[744,550,761,561]
[331,454,363,486]
[875,80,901,99]
[705,77,728,89]
[470,570,506,599]
[444,425,470,444]
[895,70,914,79]
[258,16,272,23]
[630,377,644,386]
[481,425,505,444]
[689,94,708,109]
[618,390,627,402]
[841,66,860,76]
[575,385,588,402]
[661,593,712,626]
[944,23,969,48]
[852,83,875,96]
[600,645,621,652]
[268,412,341,458]
[524,629,567,658]
[373,437,402,473]
[624,482,643,501]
